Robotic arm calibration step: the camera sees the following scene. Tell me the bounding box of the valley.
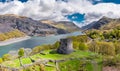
[0,0,120,71]
[0,15,120,71]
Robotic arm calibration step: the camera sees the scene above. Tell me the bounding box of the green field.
[2,50,102,71]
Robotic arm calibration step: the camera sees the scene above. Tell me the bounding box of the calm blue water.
[0,31,82,57]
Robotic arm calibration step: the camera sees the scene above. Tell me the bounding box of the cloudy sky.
[0,0,120,27]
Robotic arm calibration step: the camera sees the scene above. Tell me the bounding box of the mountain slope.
[81,17,117,30]
[0,14,76,36]
[41,20,80,32]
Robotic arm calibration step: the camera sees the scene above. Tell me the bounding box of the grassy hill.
[1,50,102,71]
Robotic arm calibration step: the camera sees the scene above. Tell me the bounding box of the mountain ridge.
[81,16,119,30]
[41,20,80,32]
[0,14,80,36]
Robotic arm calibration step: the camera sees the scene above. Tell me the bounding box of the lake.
[0,31,83,57]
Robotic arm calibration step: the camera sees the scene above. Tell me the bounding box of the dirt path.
[103,66,120,71]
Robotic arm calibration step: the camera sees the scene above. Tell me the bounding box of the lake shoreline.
[0,36,31,46]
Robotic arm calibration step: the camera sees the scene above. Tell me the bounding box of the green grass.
[45,66,56,71]
[2,58,32,68]
[59,59,86,71]
[31,50,97,60]
[1,50,102,71]
[59,59,102,71]
[21,58,32,65]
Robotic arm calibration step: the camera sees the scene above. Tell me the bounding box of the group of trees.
[0,29,25,41]
[86,27,120,40]
[85,27,120,67]
[0,48,25,65]
[31,41,59,55]
[70,35,88,51]
[68,32,120,56]
[88,41,118,56]
[85,27,120,56]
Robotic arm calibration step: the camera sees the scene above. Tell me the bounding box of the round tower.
[57,38,73,54]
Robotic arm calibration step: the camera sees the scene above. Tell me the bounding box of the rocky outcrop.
[57,38,73,54]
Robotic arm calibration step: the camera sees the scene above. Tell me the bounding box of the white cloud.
[72,16,78,19]
[0,0,120,27]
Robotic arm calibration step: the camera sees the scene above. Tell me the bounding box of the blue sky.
[0,0,119,3]
[66,13,85,23]
[0,0,28,2]
[63,0,120,23]
[0,0,120,27]
[67,0,120,23]
[93,0,120,4]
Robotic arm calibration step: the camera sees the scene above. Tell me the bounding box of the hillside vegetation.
[0,29,25,41]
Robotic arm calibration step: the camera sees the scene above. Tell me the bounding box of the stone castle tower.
[57,38,73,54]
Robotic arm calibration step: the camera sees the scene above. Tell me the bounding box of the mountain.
[0,14,79,36]
[81,16,117,30]
[41,20,80,32]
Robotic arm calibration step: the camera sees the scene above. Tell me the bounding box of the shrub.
[73,41,79,49]
[0,58,3,64]
[88,41,99,53]
[103,56,116,66]
[98,42,115,56]
[86,30,101,39]
[2,54,11,61]
[18,48,25,57]
[52,41,60,49]
[88,41,115,56]
[31,41,60,55]
[71,35,88,43]
[114,42,120,54]
[31,46,43,55]
[103,55,120,66]
[79,42,88,51]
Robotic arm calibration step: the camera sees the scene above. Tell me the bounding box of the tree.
[79,43,88,51]
[2,54,11,61]
[98,42,115,56]
[73,42,79,49]
[87,30,101,39]
[88,41,99,53]
[0,58,3,64]
[31,46,43,55]
[18,48,24,66]
[52,41,60,49]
